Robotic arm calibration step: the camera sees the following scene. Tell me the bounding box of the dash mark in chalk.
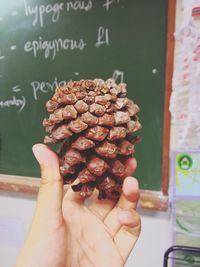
[10,45,17,50]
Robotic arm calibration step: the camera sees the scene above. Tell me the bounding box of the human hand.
[15,144,141,267]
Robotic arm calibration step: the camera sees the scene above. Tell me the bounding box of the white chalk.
[12,85,21,92]
[152,68,158,74]
[10,45,17,50]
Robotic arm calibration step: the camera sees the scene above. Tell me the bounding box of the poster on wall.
[173,152,200,197]
[171,151,200,250]
[173,199,200,247]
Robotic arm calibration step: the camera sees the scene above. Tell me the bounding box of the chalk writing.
[12,85,22,92]
[96,26,109,48]
[112,70,124,83]
[152,68,158,74]
[66,0,93,12]
[0,95,26,112]
[0,48,5,60]
[24,36,86,60]
[103,0,120,11]
[30,77,67,100]
[23,0,64,28]
[10,45,16,50]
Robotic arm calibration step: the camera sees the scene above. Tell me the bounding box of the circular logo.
[178,154,193,170]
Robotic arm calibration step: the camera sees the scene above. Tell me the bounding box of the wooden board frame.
[0,174,169,211]
[0,0,176,211]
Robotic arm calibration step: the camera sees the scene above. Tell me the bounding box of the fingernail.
[32,144,46,165]
[124,177,139,189]
[32,144,59,169]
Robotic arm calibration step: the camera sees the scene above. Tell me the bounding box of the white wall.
[126,209,172,267]
[0,191,36,267]
[0,1,182,267]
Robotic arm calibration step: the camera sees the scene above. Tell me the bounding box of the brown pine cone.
[43,78,141,200]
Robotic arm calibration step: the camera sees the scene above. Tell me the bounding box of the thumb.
[32,144,63,221]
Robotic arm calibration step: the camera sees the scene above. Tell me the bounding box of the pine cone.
[43,79,141,200]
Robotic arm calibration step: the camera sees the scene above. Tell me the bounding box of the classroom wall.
[0,1,181,267]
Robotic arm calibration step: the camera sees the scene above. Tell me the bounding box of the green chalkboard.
[0,0,169,191]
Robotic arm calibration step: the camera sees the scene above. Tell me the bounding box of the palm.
[63,199,124,267]
[16,145,141,267]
